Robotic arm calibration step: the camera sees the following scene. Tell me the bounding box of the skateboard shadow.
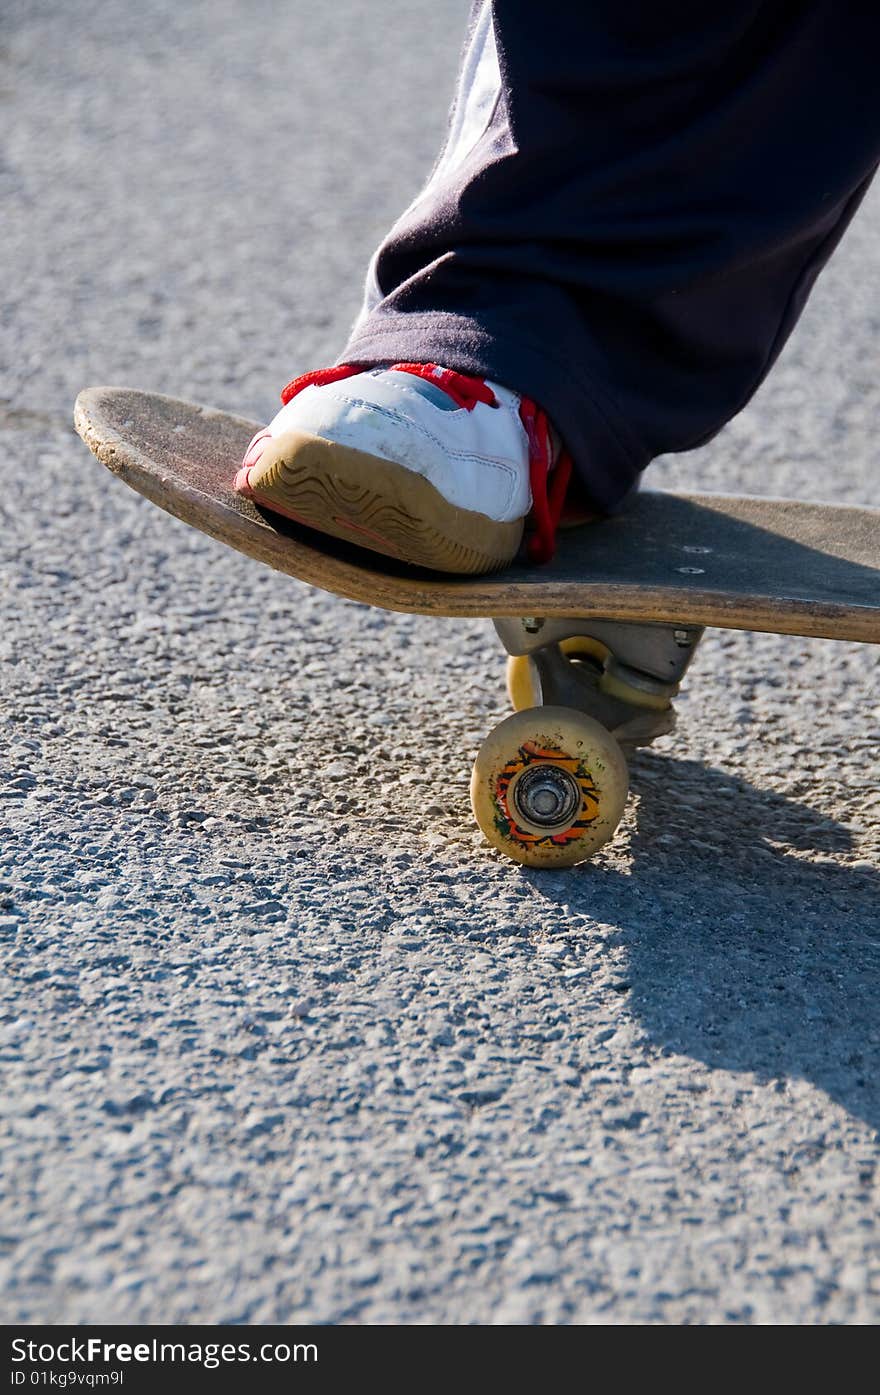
[525,751,880,1133]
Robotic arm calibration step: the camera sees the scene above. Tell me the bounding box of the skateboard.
[74,386,880,868]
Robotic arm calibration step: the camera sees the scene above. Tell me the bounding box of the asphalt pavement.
[2,0,879,1324]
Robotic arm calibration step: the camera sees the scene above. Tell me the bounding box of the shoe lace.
[280,363,362,404]
[281,361,497,411]
[279,363,570,563]
[518,397,573,564]
[390,362,498,410]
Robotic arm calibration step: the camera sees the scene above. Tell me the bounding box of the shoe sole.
[234,429,524,575]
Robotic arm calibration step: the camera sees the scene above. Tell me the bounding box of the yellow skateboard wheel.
[506,636,610,711]
[598,664,673,712]
[470,705,629,868]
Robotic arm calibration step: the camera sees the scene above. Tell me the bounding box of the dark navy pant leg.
[341,2,880,510]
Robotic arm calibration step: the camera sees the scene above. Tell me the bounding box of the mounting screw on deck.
[522,617,545,634]
[673,629,694,646]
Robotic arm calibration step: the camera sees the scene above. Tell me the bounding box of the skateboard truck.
[493,616,704,749]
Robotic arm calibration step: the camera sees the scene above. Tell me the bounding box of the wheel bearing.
[510,763,581,830]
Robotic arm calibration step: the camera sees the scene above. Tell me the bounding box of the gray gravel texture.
[2,0,879,1326]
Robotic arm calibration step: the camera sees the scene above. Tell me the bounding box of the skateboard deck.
[74,387,880,645]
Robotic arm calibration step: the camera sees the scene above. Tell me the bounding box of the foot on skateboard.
[233,363,572,575]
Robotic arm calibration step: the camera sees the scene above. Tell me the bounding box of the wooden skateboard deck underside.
[74,387,880,644]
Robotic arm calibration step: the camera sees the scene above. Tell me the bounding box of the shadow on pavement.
[529,750,880,1133]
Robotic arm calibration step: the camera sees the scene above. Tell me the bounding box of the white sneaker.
[234,362,571,574]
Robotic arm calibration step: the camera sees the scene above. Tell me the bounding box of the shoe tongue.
[382,367,461,411]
